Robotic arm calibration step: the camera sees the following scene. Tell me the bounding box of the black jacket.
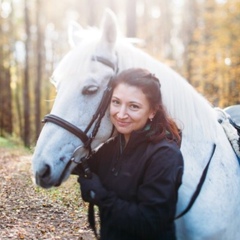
[86,129,184,240]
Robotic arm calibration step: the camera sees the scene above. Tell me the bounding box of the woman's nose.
[117,106,128,119]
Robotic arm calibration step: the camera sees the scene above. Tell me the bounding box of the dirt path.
[0,146,95,240]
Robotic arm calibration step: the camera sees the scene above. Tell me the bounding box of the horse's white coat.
[32,10,240,240]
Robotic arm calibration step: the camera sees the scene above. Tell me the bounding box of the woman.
[78,68,184,240]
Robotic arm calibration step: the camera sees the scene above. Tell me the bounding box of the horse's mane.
[115,39,219,142]
[54,29,219,142]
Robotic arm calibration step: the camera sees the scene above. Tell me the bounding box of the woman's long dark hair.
[112,68,181,147]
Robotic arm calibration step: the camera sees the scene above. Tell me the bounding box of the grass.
[0,136,31,154]
[34,175,82,207]
[0,136,85,211]
[0,139,93,240]
[0,136,16,148]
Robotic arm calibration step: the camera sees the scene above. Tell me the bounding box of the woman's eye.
[130,104,140,110]
[112,99,120,105]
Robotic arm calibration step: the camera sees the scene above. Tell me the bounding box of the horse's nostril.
[35,164,52,188]
[60,156,66,162]
[40,164,51,179]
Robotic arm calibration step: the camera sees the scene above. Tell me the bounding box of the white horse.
[32,10,240,240]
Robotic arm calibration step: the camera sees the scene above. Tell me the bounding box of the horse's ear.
[100,9,118,48]
[68,21,83,48]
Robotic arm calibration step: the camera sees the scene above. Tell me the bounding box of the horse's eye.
[82,85,99,95]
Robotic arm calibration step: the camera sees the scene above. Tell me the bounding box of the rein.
[174,143,216,220]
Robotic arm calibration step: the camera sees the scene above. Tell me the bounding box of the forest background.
[0,0,239,147]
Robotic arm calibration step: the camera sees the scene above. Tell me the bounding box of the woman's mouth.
[116,120,130,128]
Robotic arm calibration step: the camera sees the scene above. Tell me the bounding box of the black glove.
[78,173,108,206]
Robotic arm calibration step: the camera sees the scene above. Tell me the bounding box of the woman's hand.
[78,173,108,205]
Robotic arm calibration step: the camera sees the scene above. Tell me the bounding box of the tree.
[184,0,240,107]
[180,0,199,83]
[126,0,137,37]
[87,0,98,25]
[0,2,13,136]
[0,66,13,136]
[35,0,43,140]
[23,0,30,147]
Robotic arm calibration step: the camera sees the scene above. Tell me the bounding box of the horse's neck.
[117,43,218,142]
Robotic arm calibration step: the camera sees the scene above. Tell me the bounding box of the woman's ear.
[149,111,156,121]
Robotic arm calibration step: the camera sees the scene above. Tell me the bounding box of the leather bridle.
[42,56,118,177]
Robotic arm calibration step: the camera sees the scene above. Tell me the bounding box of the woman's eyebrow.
[129,101,142,106]
[111,96,120,100]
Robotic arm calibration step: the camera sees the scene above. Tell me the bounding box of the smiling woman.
[109,68,181,145]
[77,68,183,240]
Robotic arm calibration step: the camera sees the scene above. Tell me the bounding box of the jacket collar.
[117,125,152,154]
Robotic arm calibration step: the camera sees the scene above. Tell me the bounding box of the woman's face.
[110,83,155,143]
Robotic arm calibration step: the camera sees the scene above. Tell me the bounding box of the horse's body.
[32,10,240,240]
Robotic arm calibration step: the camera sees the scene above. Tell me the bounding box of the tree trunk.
[0,18,13,136]
[0,68,12,136]
[108,0,117,14]
[0,65,4,136]
[126,0,137,37]
[23,0,31,147]
[35,0,43,141]
[87,0,98,25]
[4,68,13,134]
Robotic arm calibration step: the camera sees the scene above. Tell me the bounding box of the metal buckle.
[71,145,87,164]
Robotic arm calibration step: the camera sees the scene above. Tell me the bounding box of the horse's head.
[32,10,119,188]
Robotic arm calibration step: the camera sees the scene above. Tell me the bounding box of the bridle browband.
[42,55,118,155]
[91,56,118,72]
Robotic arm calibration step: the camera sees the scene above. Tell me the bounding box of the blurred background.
[0,0,239,147]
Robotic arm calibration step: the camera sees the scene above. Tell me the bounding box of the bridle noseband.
[42,55,118,165]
